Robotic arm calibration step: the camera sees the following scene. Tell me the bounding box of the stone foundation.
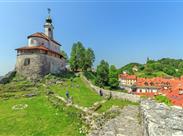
[15,54,66,80]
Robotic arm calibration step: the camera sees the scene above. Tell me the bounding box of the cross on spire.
[48,8,51,15]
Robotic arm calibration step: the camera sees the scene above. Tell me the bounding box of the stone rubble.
[88,106,143,136]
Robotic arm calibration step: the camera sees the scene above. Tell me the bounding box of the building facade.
[15,11,66,80]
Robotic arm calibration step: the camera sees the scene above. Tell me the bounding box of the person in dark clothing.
[66,90,69,99]
[99,90,103,96]
[108,91,112,100]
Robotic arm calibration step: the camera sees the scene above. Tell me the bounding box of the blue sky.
[1,0,183,75]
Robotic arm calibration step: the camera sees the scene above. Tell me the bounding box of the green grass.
[97,99,139,113]
[155,95,172,106]
[0,74,140,136]
[0,95,85,136]
[83,71,96,84]
[135,71,169,78]
[0,78,38,100]
[50,77,103,107]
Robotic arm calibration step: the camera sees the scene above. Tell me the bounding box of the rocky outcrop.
[140,99,183,136]
[0,70,16,84]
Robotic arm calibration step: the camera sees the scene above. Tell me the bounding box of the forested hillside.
[119,58,183,77]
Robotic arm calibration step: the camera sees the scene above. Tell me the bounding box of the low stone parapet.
[82,75,140,103]
[140,99,183,136]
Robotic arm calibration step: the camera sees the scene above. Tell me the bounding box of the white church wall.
[28,37,49,47]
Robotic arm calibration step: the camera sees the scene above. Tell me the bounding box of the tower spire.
[48,8,51,15]
[44,8,54,39]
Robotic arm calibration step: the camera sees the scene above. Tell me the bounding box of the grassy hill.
[119,58,183,78]
[0,73,138,136]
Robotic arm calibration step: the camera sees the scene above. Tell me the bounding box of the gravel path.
[89,106,143,136]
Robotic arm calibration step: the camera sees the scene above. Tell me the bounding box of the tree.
[83,48,95,71]
[76,42,85,70]
[60,50,68,62]
[163,67,175,76]
[144,67,153,75]
[95,60,109,87]
[69,43,78,71]
[69,41,95,72]
[69,42,85,71]
[108,65,119,89]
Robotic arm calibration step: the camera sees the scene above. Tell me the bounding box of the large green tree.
[76,42,86,70]
[69,42,95,72]
[83,48,95,71]
[108,65,119,89]
[69,42,85,71]
[69,43,78,71]
[95,60,109,87]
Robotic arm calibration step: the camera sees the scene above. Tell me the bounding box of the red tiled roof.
[119,73,137,80]
[15,45,64,58]
[119,73,183,107]
[27,32,61,46]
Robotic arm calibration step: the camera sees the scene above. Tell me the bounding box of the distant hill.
[118,58,183,78]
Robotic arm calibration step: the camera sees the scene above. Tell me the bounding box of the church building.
[15,10,66,80]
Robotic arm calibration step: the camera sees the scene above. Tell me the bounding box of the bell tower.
[44,8,54,40]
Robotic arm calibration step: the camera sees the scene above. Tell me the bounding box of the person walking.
[108,91,112,100]
[66,90,69,99]
[99,89,103,96]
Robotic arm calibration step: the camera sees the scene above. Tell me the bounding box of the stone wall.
[82,75,140,103]
[140,99,183,136]
[15,54,66,80]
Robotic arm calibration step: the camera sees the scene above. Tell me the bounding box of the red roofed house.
[118,73,137,92]
[15,10,66,80]
[119,73,183,107]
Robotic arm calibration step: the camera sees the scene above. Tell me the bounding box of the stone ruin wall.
[140,99,183,136]
[15,54,66,80]
[82,75,141,103]
[83,75,183,136]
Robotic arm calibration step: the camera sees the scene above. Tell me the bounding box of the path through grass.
[50,77,103,107]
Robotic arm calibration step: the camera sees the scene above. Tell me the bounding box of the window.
[24,58,30,66]
[30,39,34,44]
